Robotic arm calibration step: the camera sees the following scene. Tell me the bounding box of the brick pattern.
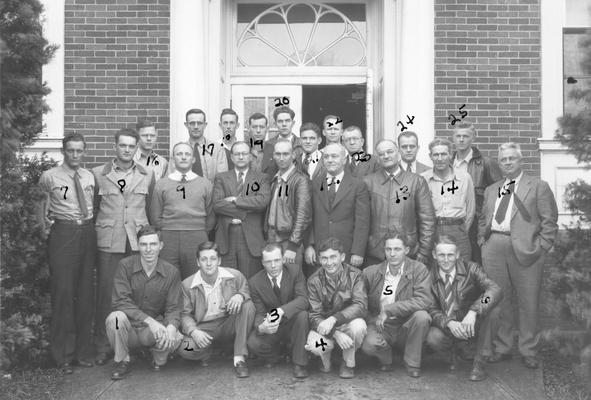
[434,0,541,177]
[64,0,170,168]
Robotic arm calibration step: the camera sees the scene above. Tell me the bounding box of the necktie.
[237,171,244,194]
[180,174,187,183]
[272,277,281,300]
[444,273,455,317]
[74,171,89,218]
[407,162,413,173]
[328,176,336,207]
[225,148,234,169]
[494,181,515,224]
[192,143,204,177]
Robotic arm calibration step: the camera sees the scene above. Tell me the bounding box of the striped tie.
[444,273,455,317]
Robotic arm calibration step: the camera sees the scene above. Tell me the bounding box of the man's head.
[384,231,410,267]
[452,121,475,153]
[230,141,251,170]
[375,139,401,171]
[322,115,343,145]
[62,133,86,169]
[185,108,207,141]
[172,142,195,173]
[433,235,460,274]
[342,126,364,154]
[323,143,347,176]
[136,120,157,152]
[299,122,322,155]
[273,139,295,172]
[498,142,523,179]
[137,225,163,264]
[428,139,453,173]
[261,243,284,279]
[248,112,268,142]
[219,108,240,142]
[196,241,221,279]
[317,237,346,275]
[273,106,296,138]
[398,131,420,164]
[114,128,139,163]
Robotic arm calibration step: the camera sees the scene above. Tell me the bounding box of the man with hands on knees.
[177,242,255,378]
[305,237,367,379]
[106,226,183,380]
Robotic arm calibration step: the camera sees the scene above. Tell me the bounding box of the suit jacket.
[478,173,558,267]
[346,155,380,178]
[248,265,309,329]
[307,170,370,260]
[213,169,271,257]
[296,152,326,180]
[261,135,304,178]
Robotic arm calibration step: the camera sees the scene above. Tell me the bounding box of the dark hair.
[137,225,161,241]
[196,241,219,258]
[261,242,283,256]
[384,230,410,248]
[397,131,419,146]
[114,127,139,144]
[62,132,86,149]
[428,138,453,153]
[185,108,207,122]
[434,234,458,248]
[273,105,295,121]
[136,120,155,131]
[317,237,345,254]
[220,108,238,122]
[300,122,321,137]
[248,112,268,126]
[230,140,250,154]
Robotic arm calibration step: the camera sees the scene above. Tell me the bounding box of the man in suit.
[321,114,344,148]
[478,142,558,369]
[305,143,370,273]
[247,243,309,378]
[297,122,325,180]
[361,231,432,378]
[218,108,240,170]
[213,141,271,278]
[342,126,379,178]
[398,131,430,174]
[261,106,303,178]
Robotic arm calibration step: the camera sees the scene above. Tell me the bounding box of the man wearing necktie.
[246,243,310,378]
[38,133,96,374]
[342,126,379,178]
[297,122,325,180]
[478,142,558,369]
[397,131,431,174]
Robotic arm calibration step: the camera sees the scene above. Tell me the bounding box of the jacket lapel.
[317,172,330,211]
[332,172,352,209]
[511,174,533,220]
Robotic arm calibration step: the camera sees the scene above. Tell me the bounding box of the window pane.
[564,32,591,76]
[566,0,591,27]
[564,77,591,115]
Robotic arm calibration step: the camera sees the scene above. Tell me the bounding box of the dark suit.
[246,265,309,366]
[346,154,379,178]
[478,173,558,357]
[213,169,271,278]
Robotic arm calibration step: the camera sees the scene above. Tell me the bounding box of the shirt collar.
[386,262,404,277]
[327,170,345,183]
[304,149,321,160]
[190,267,234,289]
[134,148,156,160]
[267,270,283,286]
[439,267,456,282]
[112,159,136,173]
[423,167,462,183]
[169,170,198,181]
[236,168,249,179]
[276,163,296,182]
[381,166,402,183]
[455,148,473,165]
[132,256,167,277]
[505,171,524,186]
[60,163,78,178]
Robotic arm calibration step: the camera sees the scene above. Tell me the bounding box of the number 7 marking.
[60,186,68,200]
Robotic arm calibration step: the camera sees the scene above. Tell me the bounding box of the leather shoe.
[234,360,249,378]
[95,352,109,366]
[73,359,93,368]
[469,361,488,381]
[339,363,355,379]
[293,364,308,379]
[59,363,73,375]
[379,363,394,372]
[111,362,130,380]
[522,356,539,369]
[405,363,421,378]
[485,352,512,363]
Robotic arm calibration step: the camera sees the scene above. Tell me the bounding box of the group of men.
[38,105,558,383]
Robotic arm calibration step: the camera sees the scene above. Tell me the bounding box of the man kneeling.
[106,226,183,380]
[426,235,502,381]
[306,237,367,379]
[177,241,255,378]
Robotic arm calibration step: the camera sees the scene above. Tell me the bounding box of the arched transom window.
[236,2,367,67]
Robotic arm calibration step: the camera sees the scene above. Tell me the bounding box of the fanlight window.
[236,2,367,67]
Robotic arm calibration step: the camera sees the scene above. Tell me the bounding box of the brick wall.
[434,0,542,177]
[64,0,170,168]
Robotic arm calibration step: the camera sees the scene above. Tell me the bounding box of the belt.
[436,217,464,225]
[491,230,511,236]
[53,218,93,226]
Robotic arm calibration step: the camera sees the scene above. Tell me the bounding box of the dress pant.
[160,230,208,280]
[105,311,182,366]
[482,233,544,357]
[361,310,431,368]
[178,301,255,360]
[247,310,309,366]
[436,222,472,262]
[222,225,262,279]
[47,222,95,365]
[306,318,367,368]
[469,217,482,264]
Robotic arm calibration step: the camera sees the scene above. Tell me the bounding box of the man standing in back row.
[133,120,168,181]
[261,106,303,178]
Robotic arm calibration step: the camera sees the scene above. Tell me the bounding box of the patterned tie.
[494,181,515,224]
[328,176,336,208]
[74,171,89,218]
[407,162,413,173]
[444,273,455,317]
[272,277,281,300]
[237,171,244,194]
[180,173,187,183]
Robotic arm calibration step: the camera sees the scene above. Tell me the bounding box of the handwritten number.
[115,317,119,330]
[397,121,407,132]
[246,182,260,196]
[449,104,468,125]
[383,285,393,296]
[278,184,288,197]
[326,118,343,128]
[249,138,264,150]
[448,114,460,126]
[117,179,126,193]
[481,296,491,304]
[269,309,280,323]
[176,185,186,199]
[352,151,371,162]
[497,180,516,198]
[202,143,214,156]
[60,186,68,200]
[459,104,468,119]
[315,338,328,351]
[184,341,194,351]
[442,180,459,195]
[397,115,415,132]
[274,97,290,107]
[395,186,409,203]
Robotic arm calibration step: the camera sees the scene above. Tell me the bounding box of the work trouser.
[160,230,208,280]
[306,318,367,368]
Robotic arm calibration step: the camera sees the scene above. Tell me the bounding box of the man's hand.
[158,325,180,351]
[191,329,213,349]
[461,310,477,338]
[376,311,388,333]
[350,255,364,268]
[226,294,244,315]
[41,217,53,240]
[333,330,354,350]
[259,316,280,335]
[317,316,337,336]
[447,320,469,340]
[283,249,297,265]
[223,196,237,203]
[146,318,167,345]
[304,246,316,264]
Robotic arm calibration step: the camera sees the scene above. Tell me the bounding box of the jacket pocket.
[96,219,115,248]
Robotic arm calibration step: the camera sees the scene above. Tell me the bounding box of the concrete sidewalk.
[56,353,546,400]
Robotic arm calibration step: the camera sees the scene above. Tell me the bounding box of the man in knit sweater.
[150,142,216,279]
